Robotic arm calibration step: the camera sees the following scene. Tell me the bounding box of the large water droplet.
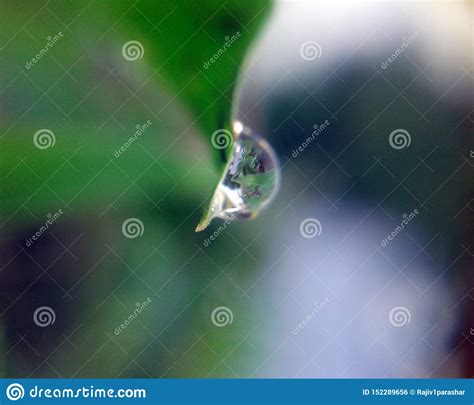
[195,122,280,232]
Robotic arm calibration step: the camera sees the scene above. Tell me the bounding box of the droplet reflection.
[195,122,280,232]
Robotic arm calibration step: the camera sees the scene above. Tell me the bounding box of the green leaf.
[112,0,272,137]
[0,0,272,230]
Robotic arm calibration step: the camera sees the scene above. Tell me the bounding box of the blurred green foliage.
[0,0,272,377]
[1,0,271,222]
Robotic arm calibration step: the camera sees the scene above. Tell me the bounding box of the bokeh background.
[0,0,473,378]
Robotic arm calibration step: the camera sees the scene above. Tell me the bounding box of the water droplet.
[196,122,280,232]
